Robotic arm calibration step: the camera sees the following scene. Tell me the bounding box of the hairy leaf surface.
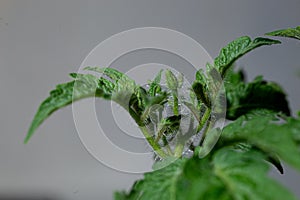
[115,149,296,200]
[214,37,280,76]
[218,112,300,171]
[225,73,290,120]
[25,73,102,143]
[115,158,186,200]
[266,26,300,40]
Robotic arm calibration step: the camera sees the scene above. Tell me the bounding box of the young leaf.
[84,66,124,80]
[25,73,102,143]
[214,36,281,77]
[225,74,290,120]
[192,82,210,107]
[266,26,300,40]
[84,67,137,108]
[195,68,207,85]
[111,72,137,108]
[85,66,140,109]
[177,72,184,88]
[25,68,136,143]
[148,69,163,96]
[98,77,115,99]
[127,87,147,125]
[165,69,178,90]
[182,101,201,123]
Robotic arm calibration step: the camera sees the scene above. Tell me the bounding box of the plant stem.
[197,107,211,133]
[183,101,201,123]
[139,126,167,158]
[174,143,184,158]
[155,128,173,155]
[163,135,173,155]
[199,120,211,146]
[172,91,179,116]
[155,126,166,143]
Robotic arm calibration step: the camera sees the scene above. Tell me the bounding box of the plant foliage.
[26,26,300,199]
[266,26,300,40]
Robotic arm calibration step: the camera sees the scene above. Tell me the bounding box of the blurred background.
[0,0,299,199]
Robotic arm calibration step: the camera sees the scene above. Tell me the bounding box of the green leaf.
[179,149,296,200]
[148,69,163,96]
[195,68,207,85]
[84,66,124,80]
[182,101,201,123]
[224,68,245,86]
[25,68,137,143]
[286,116,300,145]
[192,81,210,107]
[266,153,284,174]
[84,67,137,108]
[198,128,222,158]
[177,72,184,88]
[97,77,115,99]
[115,158,186,200]
[165,69,178,90]
[25,73,102,143]
[227,140,284,174]
[215,36,281,77]
[266,26,300,40]
[128,88,147,124]
[116,148,296,200]
[225,73,290,120]
[147,92,168,106]
[155,115,182,143]
[218,112,300,171]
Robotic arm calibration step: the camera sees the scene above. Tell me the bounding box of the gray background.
[0,0,300,199]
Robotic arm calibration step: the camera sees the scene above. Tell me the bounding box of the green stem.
[199,120,211,146]
[155,127,173,156]
[183,101,201,123]
[173,107,211,158]
[140,106,151,122]
[162,136,173,155]
[174,143,184,158]
[155,126,166,143]
[139,126,167,158]
[166,144,173,155]
[172,91,179,116]
[197,107,211,133]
